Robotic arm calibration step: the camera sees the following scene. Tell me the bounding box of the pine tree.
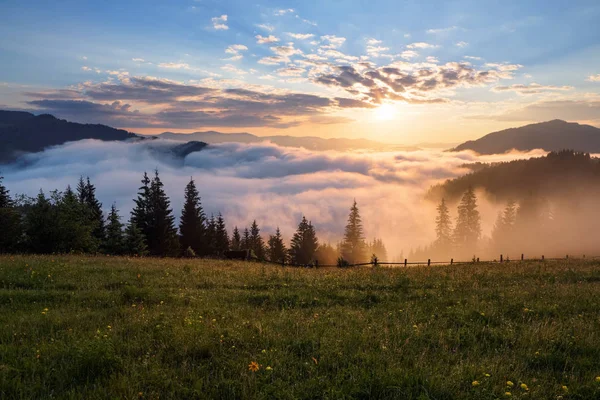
[214,213,229,256]
[341,200,366,264]
[0,176,21,253]
[104,203,124,255]
[249,220,265,260]
[267,227,287,263]
[179,178,206,255]
[55,185,97,253]
[24,190,56,253]
[241,227,250,249]
[289,216,319,265]
[453,187,481,253]
[369,238,388,261]
[231,226,241,250]
[205,215,217,256]
[77,176,105,244]
[434,198,453,255]
[124,221,148,256]
[147,170,180,256]
[315,243,338,265]
[131,172,152,241]
[491,199,517,252]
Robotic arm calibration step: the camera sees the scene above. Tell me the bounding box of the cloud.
[257,56,289,65]
[492,83,573,95]
[221,64,248,75]
[211,15,228,30]
[367,38,382,45]
[270,43,303,57]
[2,140,549,255]
[320,35,346,49]
[256,35,280,44]
[400,50,419,59]
[274,8,294,16]
[256,23,275,32]
[223,44,248,61]
[426,26,458,34]
[286,33,315,40]
[464,56,482,61]
[587,74,600,82]
[456,41,468,47]
[276,66,306,77]
[132,58,146,63]
[407,42,438,49]
[467,99,600,122]
[158,62,192,70]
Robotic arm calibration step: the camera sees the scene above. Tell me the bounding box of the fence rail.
[283,253,599,268]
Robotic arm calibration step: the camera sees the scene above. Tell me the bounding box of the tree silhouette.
[231,226,241,250]
[453,187,481,253]
[315,243,338,265]
[131,172,152,242]
[249,220,265,260]
[214,213,229,256]
[434,198,453,255]
[146,170,180,256]
[205,215,217,256]
[179,178,206,256]
[289,216,318,265]
[267,227,287,263]
[0,176,21,253]
[124,221,148,256]
[241,227,250,250]
[104,203,124,255]
[341,200,366,264]
[77,176,105,245]
[368,238,388,261]
[491,199,517,253]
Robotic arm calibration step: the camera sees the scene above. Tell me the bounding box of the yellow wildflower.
[596,376,600,382]
[561,385,568,391]
[266,366,273,371]
[472,381,480,387]
[520,383,529,391]
[504,392,511,397]
[506,381,514,387]
[248,361,259,372]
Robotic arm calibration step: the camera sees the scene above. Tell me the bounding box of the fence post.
[450,258,453,265]
[500,254,503,263]
[542,255,545,261]
[566,254,569,260]
[476,257,479,263]
[315,259,319,269]
[404,258,407,267]
[583,254,586,259]
[427,259,431,266]
[521,253,524,261]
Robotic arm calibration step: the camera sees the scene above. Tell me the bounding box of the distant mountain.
[156,131,415,151]
[452,120,600,154]
[427,150,600,202]
[0,111,138,163]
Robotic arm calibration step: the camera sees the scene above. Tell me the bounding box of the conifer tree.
[205,214,217,256]
[289,216,319,265]
[131,172,152,240]
[491,199,517,252]
[214,213,229,256]
[267,227,287,263]
[0,176,21,253]
[179,178,206,255]
[24,190,56,253]
[147,170,180,256]
[241,227,250,250]
[55,186,97,253]
[453,187,481,252]
[434,198,453,254]
[249,220,265,260]
[369,238,388,261]
[315,243,338,265]
[124,221,148,256]
[341,200,366,264]
[77,176,105,243]
[104,203,124,255]
[231,226,241,250]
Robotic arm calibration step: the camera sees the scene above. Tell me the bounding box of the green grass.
[1,255,600,399]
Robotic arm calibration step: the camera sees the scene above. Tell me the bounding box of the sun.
[374,103,396,121]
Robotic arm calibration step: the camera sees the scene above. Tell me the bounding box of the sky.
[1,0,599,144]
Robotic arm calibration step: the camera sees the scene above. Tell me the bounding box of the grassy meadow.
[1,255,600,399]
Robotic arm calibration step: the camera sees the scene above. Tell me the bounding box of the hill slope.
[452,120,600,154]
[0,111,138,162]
[428,150,600,202]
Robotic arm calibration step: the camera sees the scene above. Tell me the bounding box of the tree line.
[0,171,387,265]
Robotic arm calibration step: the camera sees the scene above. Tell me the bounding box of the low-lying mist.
[2,138,580,259]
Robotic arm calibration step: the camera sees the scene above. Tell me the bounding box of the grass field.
[1,256,600,399]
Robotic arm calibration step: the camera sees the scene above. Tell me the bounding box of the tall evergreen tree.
[179,178,206,255]
[124,221,148,256]
[131,172,152,242]
[453,187,481,253]
[0,176,21,253]
[24,190,56,253]
[289,216,319,265]
[205,214,217,256]
[147,170,180,256]
[214,213,229,256]
[491,199,517,252]
[104,203,124,255]
[55,186,97,253]
[241,227,251,250]
[267,227,287,263]
[249,220,265,260]
[369,238,388,261]
[340,200,366,264]
[315,243,338,265]
[434,198,453,255]
[77,176,105,243]
[231,226,241,250]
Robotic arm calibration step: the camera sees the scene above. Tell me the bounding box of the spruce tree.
[267,227,287,263]
[104,203,124,255]
[214,213,229,256]
[341,200,366,264]
[124,221,148,256]
[369,238,388,261]
[24,190,56,253]
[453,187,481,253]
[241,227,250,250]
[315,243,338,265]
[55,185,97,253]
[0,176,21,253]
[249,220,265,260]
[491,199,517,252]
[289,216,319,265]
[205,215,217,256]
[434,198,453,254]
[179,178,206,255]
[76,176,105,244]
[131,172,152,241]
[147,170,180,256]
[231,226,241,250]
